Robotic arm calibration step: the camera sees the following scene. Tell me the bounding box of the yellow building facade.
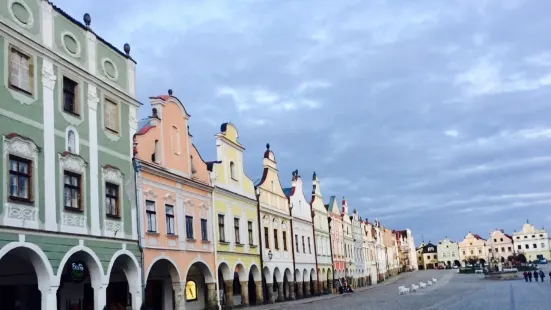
[210,123,262,308]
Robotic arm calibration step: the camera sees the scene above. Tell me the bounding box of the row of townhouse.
[0,1,418,309]
[418,222,551,270]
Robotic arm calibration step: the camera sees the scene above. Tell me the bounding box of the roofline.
[47,1,136,64]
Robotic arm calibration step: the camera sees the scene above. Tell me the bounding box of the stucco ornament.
[106,220,122,233]
[164,193,176,204]
[60,153,87,174]
[103,166,123,184]
[4,135,38,159]
[7,205,37,221]
[62,213,86,228]
[87,87,99,110]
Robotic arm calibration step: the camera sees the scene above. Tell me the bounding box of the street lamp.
[268,250,273,260]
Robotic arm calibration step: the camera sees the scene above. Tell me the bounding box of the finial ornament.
[266,143,270,150]
[168,89,173,96]
[83,13,91,27]
[124,43,131,55]
[312,171,317,180]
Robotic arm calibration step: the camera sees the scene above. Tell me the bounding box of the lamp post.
[254,186,267,304]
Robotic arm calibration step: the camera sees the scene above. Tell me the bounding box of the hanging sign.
[70,261,86,283]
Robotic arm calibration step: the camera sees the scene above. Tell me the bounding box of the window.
[501,247,505,252]
[282,231,287,251]
[295,234,299,253]
[248,221,253,245]
[495,248,498,253]
[234,218,241,244]
[63,171,81,210]
[302,236,305,253]
[274,229,279,249]
[525,244,529,249]
[479,250,482,254]
[67,130,77,154]
[500,238,503,242]
[470,250,473,255]
[541,243,545,248]
[105,183,119,217]
[145,201,156,232]
[508,247,512,252]
[518,245,521,250]
[63,76,79,115]
[166,205,175,235]
[218,214,225,242]
[230,162,236,180]
[264,227,269,248]
[184,215,193,239]
[308,237,311,254]
[434,255,437,259]
[489,249,492,253]
[8,155,32,201]
[9,47,33,95]
[185,280,197,301]
[533,244,537,249]
[171,126,180,154]
[201,219,208,241]
[493,239,497,242]
[462,251,466,255]
[104,98,119,133]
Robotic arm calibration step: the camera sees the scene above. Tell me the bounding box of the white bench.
[411,284,419,292]
[427,280,432,286]
[419,282,426,289]
[398,286,410,295]
[432,278,438,283]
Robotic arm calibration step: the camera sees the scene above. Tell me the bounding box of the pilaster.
[288,281,295,300]
[240,281,249,306]
[41,59,57,231]
[255,281,264,305]
[206,283,218,310]
[93,284,107,310]
[266,283,274,303]
[276,282,284,302]
[224,280,234,308]
[296,282,303,299]
[87,84,100,235]
[40,286,58,310]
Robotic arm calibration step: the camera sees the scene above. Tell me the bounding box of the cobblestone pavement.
[249,266,551,310]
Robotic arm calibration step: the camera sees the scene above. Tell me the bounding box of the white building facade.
[351,209,366,287]
[512,222,551,261]
[285,170,318,298]
[310,173,333,293]
[437,238,460,267]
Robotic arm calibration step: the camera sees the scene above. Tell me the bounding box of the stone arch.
[145,255,182,283]
[310,268,317,280]
[234,263,247,282]
[302,268,308,282]
[263,266,272,283]
[184,259,214,283]
[294,268,301,282]
[273,267,282,283]
[0,241,55,291]
[56,244,104,287]
[249,264,262,282]
[218,261,232,281]
[106,250,142,309]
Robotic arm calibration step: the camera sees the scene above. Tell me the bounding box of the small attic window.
[230,161,237,180]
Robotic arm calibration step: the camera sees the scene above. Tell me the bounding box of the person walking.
[539,270,545,283]
[548,271,551,283]
[533,270,539,282]
[523,271,529,282]
[528,271,533,282]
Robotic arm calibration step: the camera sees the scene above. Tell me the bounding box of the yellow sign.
[186,280,197,301]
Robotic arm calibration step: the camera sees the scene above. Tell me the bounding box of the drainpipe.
[253,186,266,304]
[289,202,297,297]
[210,173,221,310]
[132,158,146,306]
[327,217,335,293]
[310,207,320,296]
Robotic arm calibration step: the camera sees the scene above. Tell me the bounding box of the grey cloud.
[54,0,551,243]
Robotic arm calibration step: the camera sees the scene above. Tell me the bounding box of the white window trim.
[60,31,82,58]
[165,193,177,235]
[2,135,39,229]
[59,153,88,235]
[4,42,38,105]
[57,69,84,125]
[101,92,122,141]
[101,166,124,238]
[101,57,119,82]
[8,0,35,30]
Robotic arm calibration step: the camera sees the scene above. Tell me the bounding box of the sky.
[54,0,551,244]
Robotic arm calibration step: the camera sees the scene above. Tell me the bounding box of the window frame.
[264,227,269,248]
[103,97,120,133]
[165,205,175,235]
[105,182,120,218]
[201,219,208,241]
[234,217,241,244]
[295,234,299,253]
[282,231,287,251]
[62,76,79,116]
[248,221,254,246]
[185,215,194,239]
[218,214,226,242]
[8,46,33,96]
[273,229,279,250]
[145,200,157,233]
[230,161,237,180]
[63,170,82,211]
[8,155,33,203]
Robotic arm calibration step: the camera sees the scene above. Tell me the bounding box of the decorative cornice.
[139,160,213,193]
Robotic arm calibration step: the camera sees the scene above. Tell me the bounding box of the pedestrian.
[523,271,528,282]
[528,271,533,282]
[548,271,551,283]
[533,270,539,282]
[539,270,545,282]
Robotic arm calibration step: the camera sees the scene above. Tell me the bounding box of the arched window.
[230,161,236,180]
[185,280,197,301]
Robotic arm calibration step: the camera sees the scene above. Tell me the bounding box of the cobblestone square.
[256,267,551,310]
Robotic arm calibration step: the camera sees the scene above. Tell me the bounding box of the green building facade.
[0,1,141,309]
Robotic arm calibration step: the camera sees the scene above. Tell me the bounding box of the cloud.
[52,0,551,243]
